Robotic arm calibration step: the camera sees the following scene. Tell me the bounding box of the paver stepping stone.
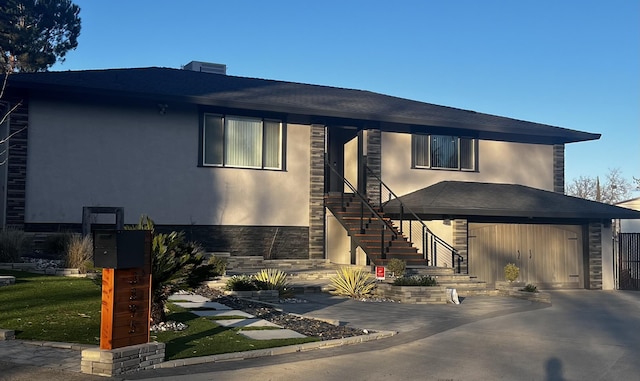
[172,301,232,310]
[168,294,210,303]
[192,309,254,318]
[214,318,282,328]
[239,329,307,340]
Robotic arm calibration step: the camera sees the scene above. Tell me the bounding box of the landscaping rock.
[193,286,369,340]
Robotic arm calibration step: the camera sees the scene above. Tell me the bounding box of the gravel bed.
[193,286,370,340]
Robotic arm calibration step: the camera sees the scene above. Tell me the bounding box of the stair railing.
[325,160,397,260]
[365,166,465,272]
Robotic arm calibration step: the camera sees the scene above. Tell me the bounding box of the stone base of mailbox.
[81,342,165,377]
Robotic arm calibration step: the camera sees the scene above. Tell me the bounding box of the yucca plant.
[330,266,376,298]
[254,268,293,297]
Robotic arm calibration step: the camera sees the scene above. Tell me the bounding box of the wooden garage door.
[468,223,583,288]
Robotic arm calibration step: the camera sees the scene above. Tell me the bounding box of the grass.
[0,270,317,360]
[154,304,317,360]
[0,270,102,345]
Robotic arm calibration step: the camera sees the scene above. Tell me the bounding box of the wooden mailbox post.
[94,230,152,350]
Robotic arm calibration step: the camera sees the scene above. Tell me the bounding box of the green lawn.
[0,270,317,360]
[0,270,102,344]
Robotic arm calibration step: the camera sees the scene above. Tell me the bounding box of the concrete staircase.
[407,266,495,296]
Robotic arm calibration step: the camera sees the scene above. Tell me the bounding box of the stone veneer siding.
[553,144,565,194]
[366,129,382,205]
[308,124,325,259]
[5,99,28,227]
[452,219,469,274]
[154,225,309,259]
[587,222,603,289]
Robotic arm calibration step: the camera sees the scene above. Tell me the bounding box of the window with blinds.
[412,134,476,171]
[202,114,283,170]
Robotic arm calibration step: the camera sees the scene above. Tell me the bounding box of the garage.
[385,181,640,290]
[468,223,583,288]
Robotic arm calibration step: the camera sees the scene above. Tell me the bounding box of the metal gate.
[618,233,640,290]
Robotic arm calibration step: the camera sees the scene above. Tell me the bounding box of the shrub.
[0,228,29,262]
[208,255,228,276]
[386,258,406,277]
[43,232,73,259]
[504,263,520,282]
[64,234,93,273]
[522,284,538,293]
[254,268,292,297]
[225,275,257,291]
[330,266,376,298]
[128,215,217,323]
[392,275,438,287]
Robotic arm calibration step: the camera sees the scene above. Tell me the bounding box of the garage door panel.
[469,223,583,288]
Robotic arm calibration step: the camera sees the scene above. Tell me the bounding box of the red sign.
[375,266,385,280]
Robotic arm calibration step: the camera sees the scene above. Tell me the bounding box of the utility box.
[93,230,148,269]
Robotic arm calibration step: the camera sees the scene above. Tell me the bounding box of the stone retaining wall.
[0,263,87,277]
[375,283,448,304]
[81,342,165,377]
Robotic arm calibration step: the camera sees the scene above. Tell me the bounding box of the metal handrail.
[365,165,464,272]
[325,160,397,259]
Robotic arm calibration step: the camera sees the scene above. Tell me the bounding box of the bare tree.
[0,72,27,165]
[566,175,598,200]
[567,168,633,204]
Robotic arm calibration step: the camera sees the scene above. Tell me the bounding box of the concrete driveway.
[124,290,640,381]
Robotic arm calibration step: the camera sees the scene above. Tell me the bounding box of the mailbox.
[93,230,148,269]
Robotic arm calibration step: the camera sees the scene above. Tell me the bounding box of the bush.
[522,284,538,293]
[330,267,376,298]
[504,263,520,282]
[392,275,438,287]
[0,228,29,262]
[254,268,292,297]
[43,232,73,259]
[386,258,406,277]
[64,234,93,273]
[128,215,218,323]
[225,275,257,291]
[208,255,228,276]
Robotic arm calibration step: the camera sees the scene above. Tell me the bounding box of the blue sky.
[53,0,639,191]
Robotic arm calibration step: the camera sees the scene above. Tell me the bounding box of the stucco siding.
[25,98,310,226]
[381,132,554,196]
[617,198,640,233]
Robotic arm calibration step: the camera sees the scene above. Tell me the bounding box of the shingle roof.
[385,181,640,220]
[7,67,599,144]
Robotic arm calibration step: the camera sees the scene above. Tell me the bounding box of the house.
[3,61,639,290]
[615,198,640,233]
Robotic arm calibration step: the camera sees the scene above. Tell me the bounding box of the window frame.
[411,134,477,171]
[201,113,285,170]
